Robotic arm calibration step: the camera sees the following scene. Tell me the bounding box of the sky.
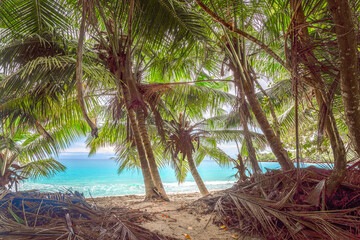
[60,137,240,160]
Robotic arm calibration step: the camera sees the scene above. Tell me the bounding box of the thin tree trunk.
[325,112,347,197]
[254,78,281,138]
[315,91,346,197]
[76,3,97,137]
[237,154,248,181]
[187,151,209,196]
[241,106,261,174]
[245,88,295,170]
[327,0,360,156]
[290,0,347,196]
[237,75,261,174]
[136,109,170,201]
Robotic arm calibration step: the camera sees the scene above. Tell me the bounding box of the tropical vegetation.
[0,0,358,208]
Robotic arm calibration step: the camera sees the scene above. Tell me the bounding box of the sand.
[90,191,260,240]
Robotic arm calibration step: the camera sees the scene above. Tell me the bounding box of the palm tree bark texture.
[326,0,359,195]
[326,0,360,153]
[186,150,209,196]
[229,61,294,170]
[234,70,262,174]
[120,83,160,201]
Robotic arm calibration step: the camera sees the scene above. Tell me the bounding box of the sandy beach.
[90,191,259,240]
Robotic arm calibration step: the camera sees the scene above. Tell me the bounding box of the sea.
[18,154,325,197]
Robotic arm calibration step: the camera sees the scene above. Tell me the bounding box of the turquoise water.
[19,156,321,197]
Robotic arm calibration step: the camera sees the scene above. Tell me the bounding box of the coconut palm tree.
[191,0,295,170]
[73,0,213,201]
[195,0,360,195]
[0,129,66,190]
[87,79,235,191]
[0,0,109,138]
[163,111,266,196]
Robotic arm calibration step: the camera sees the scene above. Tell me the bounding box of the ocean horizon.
[19,154,322,197]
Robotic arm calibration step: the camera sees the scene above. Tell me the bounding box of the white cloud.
[60,139,115,154]
[218,143,238,149]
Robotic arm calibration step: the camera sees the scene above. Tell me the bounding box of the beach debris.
[192,164,360,239]
[65,213,74,235]
[181,233,191,239]
[0,190,178,240]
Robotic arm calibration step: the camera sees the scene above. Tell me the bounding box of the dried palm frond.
[195,166,360,239]
[0,191,176,240]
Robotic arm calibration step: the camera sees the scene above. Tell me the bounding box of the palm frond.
[17,158,66,179]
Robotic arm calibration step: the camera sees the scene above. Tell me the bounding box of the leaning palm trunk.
[229,50,294,171]
[187,151,209,196]
[240,104,261,174]
[245,87,295,170]
[236,74,261,174]
[136,109,170,201]
[120,84,159,201]
[234,64,294,170]
[122,47,169,201]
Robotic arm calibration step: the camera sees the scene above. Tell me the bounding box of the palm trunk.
[187,151,209,196]
[121,84,159,201]
[326,0,359,195]
[245,88,295,170]
[326,0,360,196]
[136,109,170,201]
[327,0,360,157]
[229,48,294,171]
[76,4,97,137]
[315,92,346,197]
[254,79,281,138]
[238,81,261,174]
[241,110,261,174]
[290,0,347,196]
[121,39,169,200]
[237,154,248,181]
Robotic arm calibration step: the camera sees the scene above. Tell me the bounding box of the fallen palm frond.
[194,164,360,239]
[0,190,177,240]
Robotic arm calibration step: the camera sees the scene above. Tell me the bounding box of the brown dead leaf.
[182,233,192,239]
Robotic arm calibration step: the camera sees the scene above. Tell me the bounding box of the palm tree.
[75,0,212,201]
[221,34,294,170]
[87,79,235,192]
[163,111,266,196]
[0,130,66,190]
[191,0,296,170]
[0,0,108,139]
[195,0,360,195]
[325,0,360,195]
